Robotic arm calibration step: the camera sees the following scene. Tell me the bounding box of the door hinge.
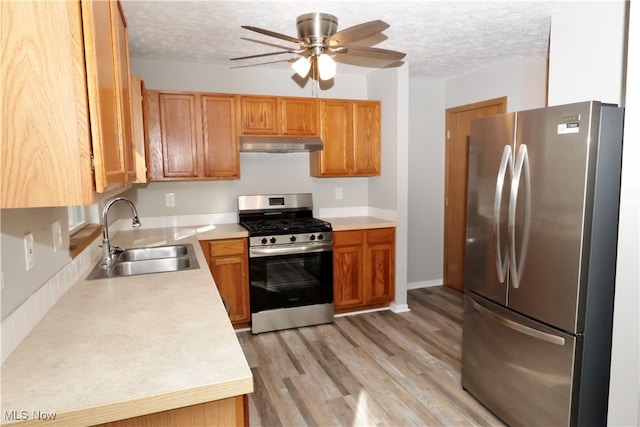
[447,130,451,139]
[91,155,95,170]
[445,197,449,207]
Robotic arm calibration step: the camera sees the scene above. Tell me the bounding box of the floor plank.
[238,286,505,426]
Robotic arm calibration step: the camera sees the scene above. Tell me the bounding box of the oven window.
[249,251,333,313]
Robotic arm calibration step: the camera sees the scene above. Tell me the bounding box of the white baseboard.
[407,279,443,290]
[334,306,391,317]
[390,302,411,313]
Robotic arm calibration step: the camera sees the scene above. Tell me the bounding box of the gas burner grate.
[240,217,332,236]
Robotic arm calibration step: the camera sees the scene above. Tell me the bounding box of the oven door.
[249,246,333,314]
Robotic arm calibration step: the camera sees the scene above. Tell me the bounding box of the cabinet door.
[159,93,199,178]
[130,76,147,182]
[352,101,381,176]
[210,255,250,324]
[311,100,352,176]
[281,98,318,136]
[113,0,136,183]
[364,228,395,304]
[1,1,93,207]
[333,231,364,308]
[82,0,126,192]
[204,239,251,326]
[239,96,278,135]
[202,95,239,178]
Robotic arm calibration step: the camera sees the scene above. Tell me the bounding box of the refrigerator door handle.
[508,144,532,289]
[470,297,565,346]
[493,145,513,283]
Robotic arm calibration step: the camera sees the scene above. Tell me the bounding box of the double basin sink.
[86,244,200,280]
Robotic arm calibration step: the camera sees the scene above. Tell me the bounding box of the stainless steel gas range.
[238,193,334,334]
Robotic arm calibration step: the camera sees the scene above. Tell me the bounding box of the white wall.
[548,1,628,106]
[547,1,638,424]
[407,79,446,285]
[404,56,547,288]
[133,58,368,97]
[1,207,71,319]
[367,65,409,309]
[607,2,639,425]
[445,56,548,111]
[128,58,373,218]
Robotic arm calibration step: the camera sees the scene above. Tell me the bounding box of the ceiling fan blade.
[230,50,304,61]
[241,26,301,45]
[230,58,296,69]
[333,45,406,60]
[328,20,390,46]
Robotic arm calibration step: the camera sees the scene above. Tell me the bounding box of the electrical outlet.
[335,187,343,200]
[165,193,175,207]
[52,220,63,252]
[24,233,35,271]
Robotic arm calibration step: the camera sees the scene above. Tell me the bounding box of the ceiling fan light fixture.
[317,53,336,80]
[292,56,312,78]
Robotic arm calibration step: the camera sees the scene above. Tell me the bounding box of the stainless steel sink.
[118,244,189,261]
[86,244,200,280]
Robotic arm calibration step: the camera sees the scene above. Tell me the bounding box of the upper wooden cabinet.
[239,96,319,136]
[281,97,319,136]
[1,0,136,208]
[130,76,148,182]
[145,91,239,180]
[310,99,381,177]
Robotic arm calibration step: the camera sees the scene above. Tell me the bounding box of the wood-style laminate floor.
[237,287,505,426]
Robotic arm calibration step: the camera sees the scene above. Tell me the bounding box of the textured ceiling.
[121,0,569,80]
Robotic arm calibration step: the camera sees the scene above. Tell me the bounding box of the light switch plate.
[52,220,63,252]
[165,193,175,207]
[335,187,343,200]
[24,233,35,271]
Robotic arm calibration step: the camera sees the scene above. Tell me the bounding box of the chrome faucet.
[100,197,141,268]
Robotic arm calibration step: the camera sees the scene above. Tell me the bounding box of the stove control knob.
[317,234,324,240]
[309,234,316,241]
[290,235,296,242]
[261,238,268,245]
[270,237,276,244]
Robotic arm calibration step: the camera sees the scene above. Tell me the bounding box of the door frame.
[443,97,508,291]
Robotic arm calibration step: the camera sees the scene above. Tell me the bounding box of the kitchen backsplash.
[1,234,102,363]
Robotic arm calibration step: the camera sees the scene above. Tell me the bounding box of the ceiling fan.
[231,13,406,81]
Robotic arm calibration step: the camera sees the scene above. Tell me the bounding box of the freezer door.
[462,293,577,427]
[465,113,515,305]
[508,102,599,334]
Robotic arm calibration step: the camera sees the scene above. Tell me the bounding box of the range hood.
[239,136,323,153]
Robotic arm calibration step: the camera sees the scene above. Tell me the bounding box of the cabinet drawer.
[334,230,363,247]
[208,239,246,257]
[367,227,395,244]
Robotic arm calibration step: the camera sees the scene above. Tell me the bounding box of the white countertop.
[323,216,396,231]
[0,226,252,426]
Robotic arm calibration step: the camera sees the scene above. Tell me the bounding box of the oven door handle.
[250,242,333,258]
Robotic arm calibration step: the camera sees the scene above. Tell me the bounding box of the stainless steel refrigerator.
[461,101,624,427]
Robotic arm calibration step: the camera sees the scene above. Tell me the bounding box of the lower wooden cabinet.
[333,227,395,313]
[200,239,250,328]
[93,395,248,427]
